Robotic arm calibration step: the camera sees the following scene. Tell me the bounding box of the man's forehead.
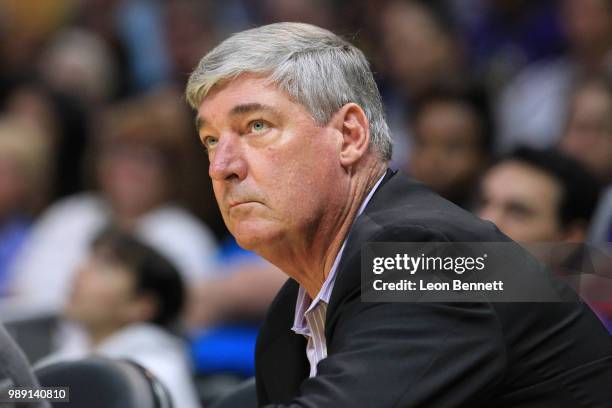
[196,75,299,129]
[489,163,561,204]
[201,74,275,106]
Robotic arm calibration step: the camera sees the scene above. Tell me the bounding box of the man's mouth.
[228,200,259,209]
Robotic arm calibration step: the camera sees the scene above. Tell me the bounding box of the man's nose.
[209,134,247,181]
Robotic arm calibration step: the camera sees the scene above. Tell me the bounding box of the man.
[186,23,612,407]
[559,75,612,244]
[408,87,493,208]
[477,146,601,243]
[477,147,610,331]
[42,229,201,408]
[560,77,612,186]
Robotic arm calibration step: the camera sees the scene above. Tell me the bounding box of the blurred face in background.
[97,141,170,220]
[560,81,612,183]
[561,0,612,62]
[65,248,153,335]
[477,161,564,242]
[39,28,118,104]
[0,118,50,218]
[409,100,486,204]
[379,0,457,97]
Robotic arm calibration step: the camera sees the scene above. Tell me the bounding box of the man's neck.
[272,161,387,299]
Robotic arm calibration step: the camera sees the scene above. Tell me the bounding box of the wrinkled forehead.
[195,74,307,130]
[200,73,277,104]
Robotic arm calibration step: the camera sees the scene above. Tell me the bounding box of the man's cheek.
[211,183,225,208]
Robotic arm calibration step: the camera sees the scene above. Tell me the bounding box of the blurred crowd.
[0,0,611,405]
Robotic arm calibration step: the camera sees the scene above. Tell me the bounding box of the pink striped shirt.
[291,173,385,377]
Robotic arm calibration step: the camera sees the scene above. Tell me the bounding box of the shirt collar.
[292,172,386,334]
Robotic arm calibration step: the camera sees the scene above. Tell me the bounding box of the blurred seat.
[35,357,173,408]
[209,377,257,408]
[0,306,58,364]
[0,322,49,408]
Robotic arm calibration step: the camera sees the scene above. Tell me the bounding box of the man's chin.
[231,222,282,253]
[234,233,270,252]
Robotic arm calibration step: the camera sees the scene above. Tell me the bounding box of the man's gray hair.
[186,22,393,161]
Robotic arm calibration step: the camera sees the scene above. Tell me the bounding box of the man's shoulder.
[352,171,509,248]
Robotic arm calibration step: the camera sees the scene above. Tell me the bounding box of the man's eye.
[203,136,218,149]
[250,120,268,133]
[507,204,531,219]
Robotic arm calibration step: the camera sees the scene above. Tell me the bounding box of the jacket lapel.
[256,279,309,403]
[326,169,399,342]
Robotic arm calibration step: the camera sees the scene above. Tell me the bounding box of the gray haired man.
[187,23,612,407]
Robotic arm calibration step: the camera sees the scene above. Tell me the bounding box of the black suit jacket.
[255,170,612,407]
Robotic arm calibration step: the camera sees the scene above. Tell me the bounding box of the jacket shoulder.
[362,171,509,243]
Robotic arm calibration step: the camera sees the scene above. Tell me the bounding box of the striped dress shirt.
[291,173,385,377]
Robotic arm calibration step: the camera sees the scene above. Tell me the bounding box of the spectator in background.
[0,0,74,80]
[35,27,120,199]
[476,146,608,328]
[7,89,217,311]
[558,75,612,324]
[4,80,91,201]
[39,229,201,408]
[38,28,118,106]
[559,75,612,244]
[477,147,600,243]
[377,0,467,168]
[0,117,51,295]
[496,0,612,152]
[378,0,464,101]
[560,76,612,184]
[408,87,494,208]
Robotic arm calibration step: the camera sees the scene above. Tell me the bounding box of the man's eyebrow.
[229,103,280,117]
[195,103,279,132]
[507,200,534,215]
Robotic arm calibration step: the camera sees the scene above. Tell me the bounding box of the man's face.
[477,161,564,242]
[196,75,344,251]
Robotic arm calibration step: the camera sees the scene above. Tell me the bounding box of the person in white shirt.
[40,229,202,408]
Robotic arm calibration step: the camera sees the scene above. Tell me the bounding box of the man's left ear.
[334,103,370,167]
